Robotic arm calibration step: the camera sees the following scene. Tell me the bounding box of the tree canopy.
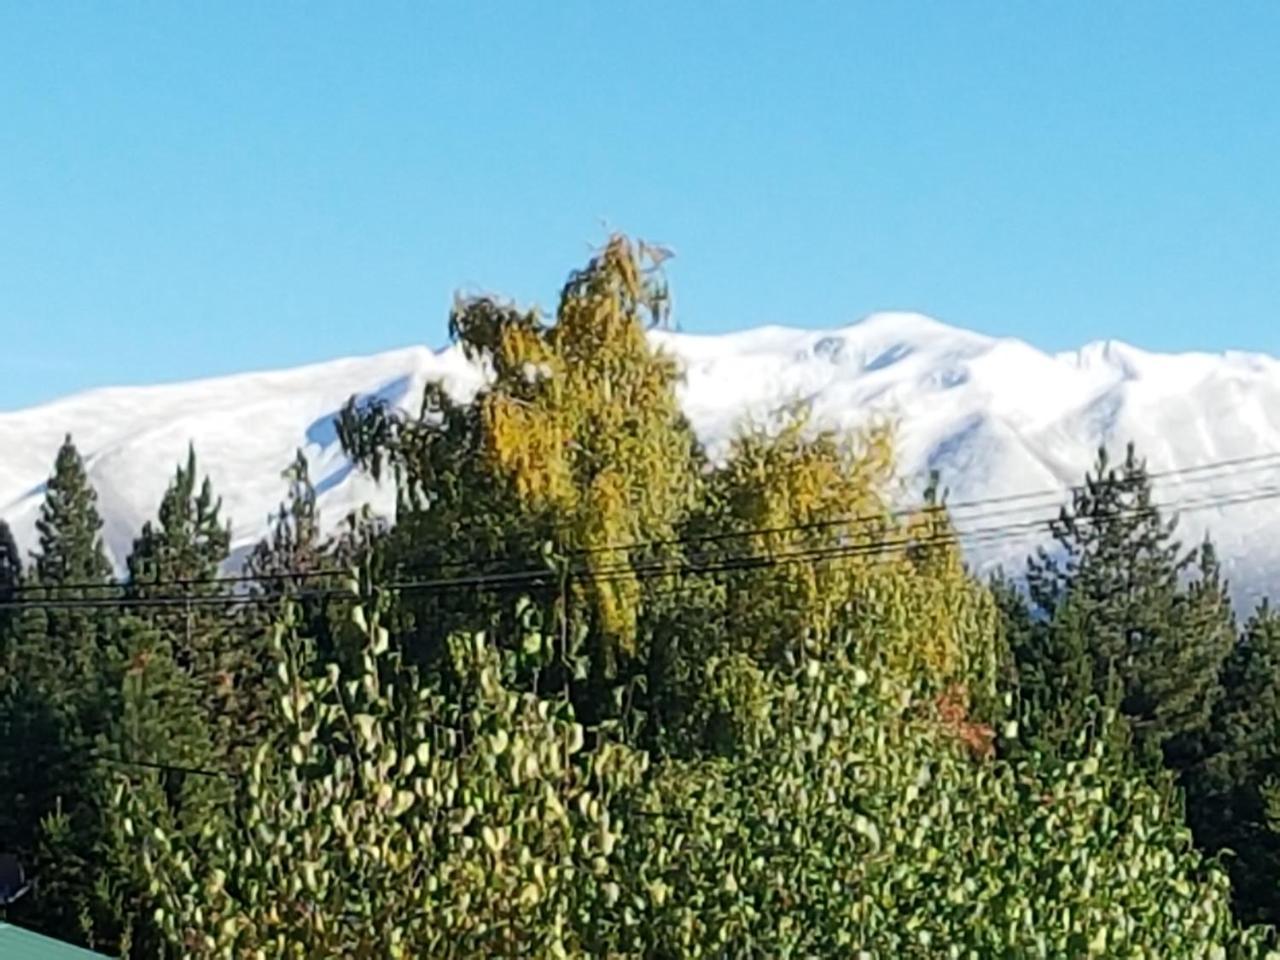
[2,238,1279,955]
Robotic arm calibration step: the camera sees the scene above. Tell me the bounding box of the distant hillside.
[5,312,1280,606]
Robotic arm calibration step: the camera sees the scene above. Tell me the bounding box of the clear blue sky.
[2,2,1278,409]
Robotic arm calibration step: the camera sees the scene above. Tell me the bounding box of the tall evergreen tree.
[988,568,1058,754]
[33,435,113,588]
[245,449,325,595]
[16,437,117,705]
[125,448,259,759]
[1187,601,1280,925]
[1020,444,1231,767]
[0,518,29,850]
[127,444,229,594]
[0,519,21,642]
[244,449,346,663]
[0,436,118,944]
[0,519,20,591]
[1158,538,1235,773]
[30,611,223,956]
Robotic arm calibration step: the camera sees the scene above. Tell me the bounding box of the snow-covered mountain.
[4,312,1280,606]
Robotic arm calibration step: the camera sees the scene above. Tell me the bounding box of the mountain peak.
[4,319,1280,609]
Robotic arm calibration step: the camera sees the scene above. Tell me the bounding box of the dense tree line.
[2,236,1279,954]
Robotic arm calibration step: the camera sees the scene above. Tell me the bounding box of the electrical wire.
[6,479,1280,612]
[11,448,1280,601]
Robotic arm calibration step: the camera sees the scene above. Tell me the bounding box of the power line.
[563,449,1280,559]
[12,448,1280,601]
[382,481,1280,594]
[95,753,235,781]
[6,480,1280,612]
[7,564,355,598]
[594,484,1280,593]
[0,487,1257,610]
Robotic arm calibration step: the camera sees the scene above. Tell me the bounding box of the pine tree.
[1157,538,1235,774]
[0,519,20,643]
[15,435,116,686]
[125,448,259,760]
[11,435,116,692]
[0,518,33,866]
[1002,587,1145,764]
[244,449,347,665]
[33,435,113,588]
[127,444,229,595]
[0,437,118,945]
[1021,444,1230,767]
[0,519,19,590]
[244,449,325,595]
[988,568,1047,753]
[988,569,1033,685]
[1186,601,1280,925]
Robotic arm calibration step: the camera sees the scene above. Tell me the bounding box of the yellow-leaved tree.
[674,409,1004,746]
[340,235,699,708]
[706,407,896,659]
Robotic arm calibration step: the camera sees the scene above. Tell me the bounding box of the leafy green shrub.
[123,585,1276,957]
[122,583,645,958]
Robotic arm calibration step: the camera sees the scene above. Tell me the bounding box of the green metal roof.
[0,924,109,958]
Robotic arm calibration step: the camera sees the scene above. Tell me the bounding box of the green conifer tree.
[244,449,325,594]
[244,449,347,664]
[31,611,223,955]
[0,437,118,944]
[1187,601,1280,925]
[1158,538,1235,773]
[1022,444,1231,767]
[0,519,20,643]
[10,434,116,719]
[33,436,113,588]
[127,444,229,594]
[13,436,116,690]
[125,448,259,760]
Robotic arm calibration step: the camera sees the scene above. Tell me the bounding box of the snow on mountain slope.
[4,312,1280,606]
